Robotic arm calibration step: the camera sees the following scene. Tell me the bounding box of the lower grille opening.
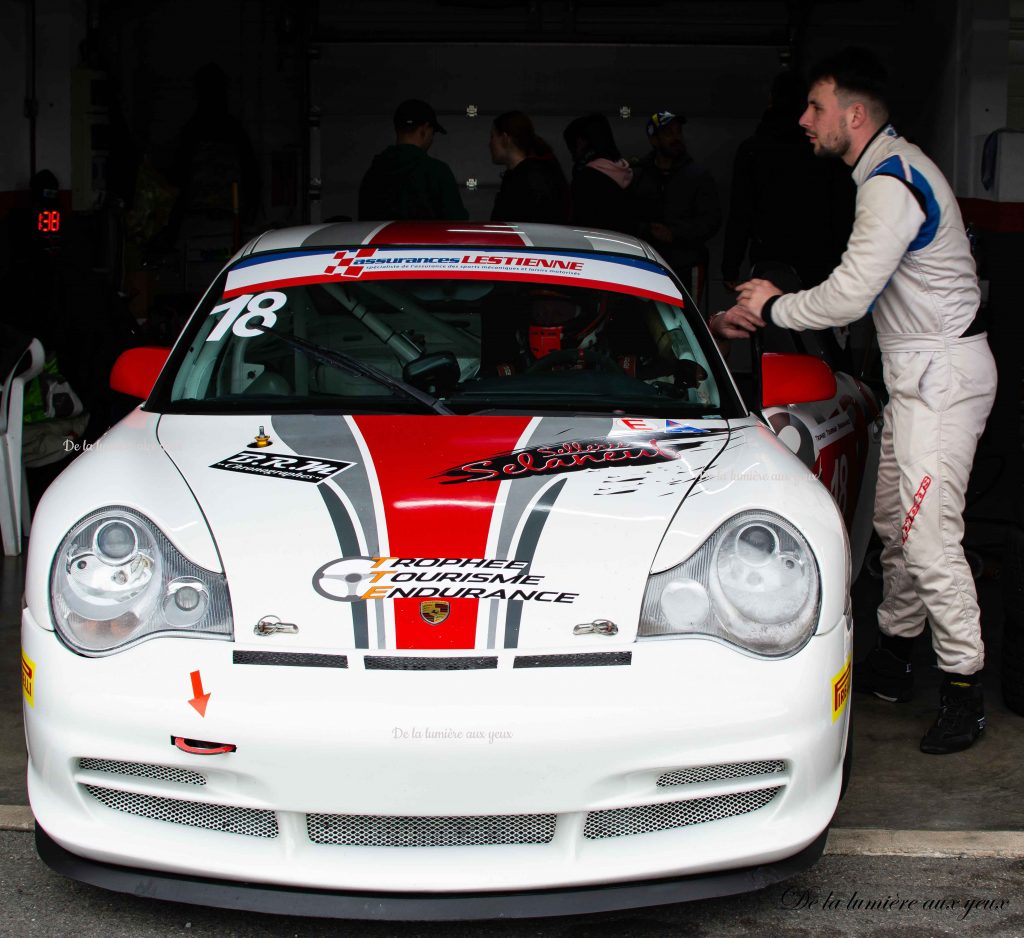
[584,787,782,840]
[84,785,278,838]
[657,760,786,787]
[307,812,556,847]
[78,758,206,786]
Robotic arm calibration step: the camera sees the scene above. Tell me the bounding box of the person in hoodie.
[630,111,721,299]
[721,72,854,292]
[489,111,570,224]
[562,114,635,234]
[358,99,468,221]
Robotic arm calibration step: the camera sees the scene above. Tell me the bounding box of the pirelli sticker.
[832,654,851,722]
[21,649,35,708]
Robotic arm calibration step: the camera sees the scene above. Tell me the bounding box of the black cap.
[394,99,446,134]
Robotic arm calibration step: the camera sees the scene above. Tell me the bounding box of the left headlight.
[639,511,820,657]
[50,507,232,656]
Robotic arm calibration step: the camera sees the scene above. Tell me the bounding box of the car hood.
[157,413,731,651]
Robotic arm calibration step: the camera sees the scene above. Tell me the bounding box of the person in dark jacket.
[562,114,635,234]
[721,71,854,291]
[630,111,721,299]
[489,111,570,223]
[358,100,468,221]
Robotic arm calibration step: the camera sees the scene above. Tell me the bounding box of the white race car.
[23,221,878,919]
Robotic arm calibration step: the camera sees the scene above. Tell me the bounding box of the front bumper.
[24,606,851,907]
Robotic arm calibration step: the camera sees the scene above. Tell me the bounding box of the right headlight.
[50,506,232,656]
[639,511,820,657]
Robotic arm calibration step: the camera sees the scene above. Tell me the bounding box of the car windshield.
[157,247,741,417]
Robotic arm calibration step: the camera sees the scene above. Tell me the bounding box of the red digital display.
[37,210,61,233]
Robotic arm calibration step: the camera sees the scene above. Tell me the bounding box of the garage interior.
[1,0,1023,887]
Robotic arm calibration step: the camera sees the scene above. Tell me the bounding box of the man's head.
[800,47,890,165]
[646,110,687,161]
[394,99,446,150]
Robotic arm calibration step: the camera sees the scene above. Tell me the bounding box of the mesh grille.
[78,758,205,786]
[84,785,278,838]
[363,656,497,671]
[657,760,786,787]
[584,787,782,840]
[307,812,556,847]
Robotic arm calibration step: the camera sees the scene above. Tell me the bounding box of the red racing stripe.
[353,415,533,649]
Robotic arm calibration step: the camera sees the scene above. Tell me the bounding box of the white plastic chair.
[1,338,45,555]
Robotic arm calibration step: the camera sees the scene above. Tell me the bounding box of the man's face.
[799,79,852,159]
[489,128,510,165]
[651,121,686,160]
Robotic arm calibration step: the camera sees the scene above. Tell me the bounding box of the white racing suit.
[764,125,997,674]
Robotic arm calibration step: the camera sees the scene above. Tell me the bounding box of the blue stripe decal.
[868,156,941,252]
[907,167,940,251]
[233,249,334,269]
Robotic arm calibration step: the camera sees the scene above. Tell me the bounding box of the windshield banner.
[223,249,684,306]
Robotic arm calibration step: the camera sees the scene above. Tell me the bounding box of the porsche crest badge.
[420,601,450,625]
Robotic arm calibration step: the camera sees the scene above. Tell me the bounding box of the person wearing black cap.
[630,111,721,302]
[358,99,468,221]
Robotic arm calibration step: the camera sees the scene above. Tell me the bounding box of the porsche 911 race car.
[23,221,879,919]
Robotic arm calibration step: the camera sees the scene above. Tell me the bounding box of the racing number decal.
[21,649,35,708]
[829,454,849,516]
[206,291,286,342]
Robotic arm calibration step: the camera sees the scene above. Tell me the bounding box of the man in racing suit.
[712,48,997,754]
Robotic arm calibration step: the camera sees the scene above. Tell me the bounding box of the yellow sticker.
[21,649,35,708]
[831,654,851,722]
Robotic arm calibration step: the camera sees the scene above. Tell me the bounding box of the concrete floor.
[2,547,1022,829]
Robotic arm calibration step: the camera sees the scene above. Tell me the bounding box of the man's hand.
[709,305,767,339]
[735,278,782,317]
[648,222,673,244]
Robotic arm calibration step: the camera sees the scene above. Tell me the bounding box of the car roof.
[241,221,654,261]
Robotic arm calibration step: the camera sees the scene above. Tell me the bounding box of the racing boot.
[853,633,914,702]
[920,672,986,755]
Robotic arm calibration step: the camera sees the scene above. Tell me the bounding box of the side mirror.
[402,351,460,394]
[760,352,837,408]
[110,347,171,400]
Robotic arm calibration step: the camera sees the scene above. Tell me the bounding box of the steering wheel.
[524,347,621,374]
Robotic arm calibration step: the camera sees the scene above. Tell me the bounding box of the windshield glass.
[157,247,741,417]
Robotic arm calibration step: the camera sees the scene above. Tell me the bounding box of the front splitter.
[36,823,828,921]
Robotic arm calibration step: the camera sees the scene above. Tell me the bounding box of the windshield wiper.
[253,324,453,415]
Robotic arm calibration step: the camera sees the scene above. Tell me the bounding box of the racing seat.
[1,336,45,554]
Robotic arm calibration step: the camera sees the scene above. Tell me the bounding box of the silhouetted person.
[721,71,854,291]
[166,63,260,236]
[631,111,721,297]
[358,99,468,221]
[563,114,634,234]
[489,111,570,223]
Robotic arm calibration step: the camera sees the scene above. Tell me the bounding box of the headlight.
[50,507,232,656]
[639,511,820,657]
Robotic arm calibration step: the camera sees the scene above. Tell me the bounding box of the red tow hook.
[172,736,237,755]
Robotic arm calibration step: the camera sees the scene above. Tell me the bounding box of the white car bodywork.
[23,222,860,919]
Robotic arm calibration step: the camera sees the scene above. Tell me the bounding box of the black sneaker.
[853,647,913,702]
[920,675,985,755]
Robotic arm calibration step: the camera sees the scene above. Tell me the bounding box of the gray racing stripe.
[271,415,384,648]
[502,477,567,649]
[318,484,369,648]
[487,417,610,648]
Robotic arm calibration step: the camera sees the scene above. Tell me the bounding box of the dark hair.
[808,47,889,117]
[563,113,621,163]
[494,111,552,158]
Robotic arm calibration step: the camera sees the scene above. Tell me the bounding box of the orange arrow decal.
[189,670,211,717]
